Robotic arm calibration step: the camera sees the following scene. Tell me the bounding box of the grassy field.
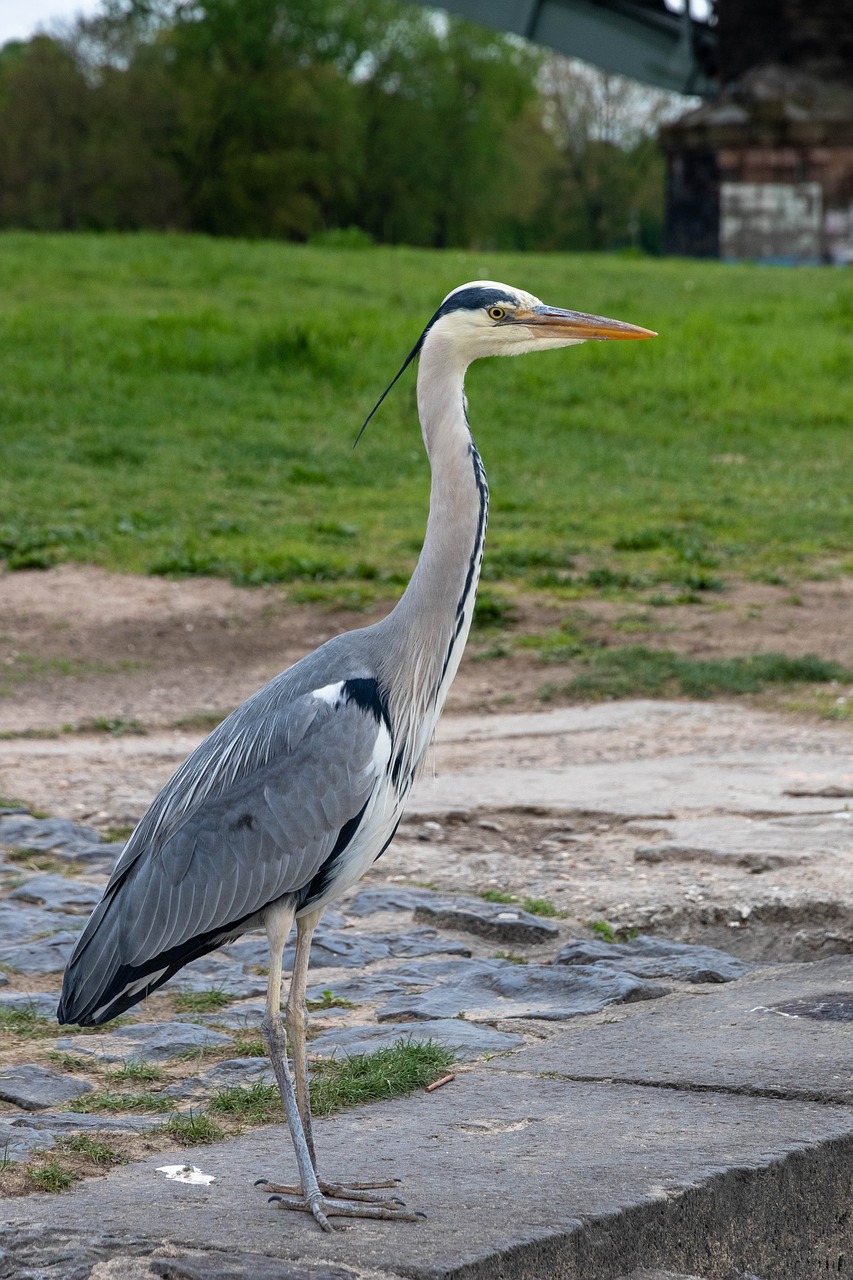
[1,232,852,606]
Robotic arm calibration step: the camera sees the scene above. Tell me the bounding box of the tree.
[536,56,689,252]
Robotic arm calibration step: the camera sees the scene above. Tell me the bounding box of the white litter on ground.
[157,1163,216,1185]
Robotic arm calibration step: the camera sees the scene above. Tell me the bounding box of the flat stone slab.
[8,1110,167,1133]
[308,1019,524,1062]
[484,955,853,1104]
[164,954,268,999]
[56,1021,233,1064]
[8,872,107,913]
[377,961,666,1022]
[284,926,472,969]
[633,813,853,872]
[0,901,65,945]
[5,1069,852,1279]
[0,1231,386,1280]
[554,936,752,983]
[412,895,559,944]
[0,1063,91,1110]
[344,887,445,916]
[0,813,102,854]
[164,1057,276,1102]
[0,931,78,973]
[0,991,60,1018]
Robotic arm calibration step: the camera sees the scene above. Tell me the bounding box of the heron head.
[355,279,654,444]
[427,280,656,359]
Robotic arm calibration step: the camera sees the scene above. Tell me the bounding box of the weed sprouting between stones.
[173,988,234,1014]
[309,1039,455,1117]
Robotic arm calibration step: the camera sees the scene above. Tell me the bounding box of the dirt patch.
[1,565,852,737]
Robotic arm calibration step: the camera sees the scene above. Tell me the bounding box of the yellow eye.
[488,306,505,321]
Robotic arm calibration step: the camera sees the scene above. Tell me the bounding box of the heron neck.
[380,332,488,757]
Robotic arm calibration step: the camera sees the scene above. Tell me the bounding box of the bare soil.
[1,564,852,735]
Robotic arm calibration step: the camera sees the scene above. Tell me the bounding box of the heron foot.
[256,1175,401,1203]
[266,1190,423,1228]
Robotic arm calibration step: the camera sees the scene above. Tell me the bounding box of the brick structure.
[662,3,853,261]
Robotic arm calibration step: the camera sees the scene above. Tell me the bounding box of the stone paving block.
[344,887,445,916]
[0,1063,92,1110]
[377,962,666,1023]
[6,1070,852,1279]
[308,1019,524,1062]
[9,1110,168,1133]
[163,1057,275,1102]
[412,895,559,944]
[0,813,101,854]
[0,991,58,1018]
[0,931,78,973]
[0,1121,56,1162]
[8,872,106,913]
[0,900,67,944]
[164,954,268,999]
[56,1021,233,1064]
[483,955,853,1103]
[554,935,752,983]
[192,1000,267,1031]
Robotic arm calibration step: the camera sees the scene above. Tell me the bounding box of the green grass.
[25,1156,77,1192]
[1,234,853,601]
[309,1039,455,1116]
[159,1111,225,1145]
[103,1060,165,1084]
[67,1090,174,1113]
[539,647,852,702]
[479,889,517,904]
[172,988,234,1014]
[522,896,561,917]
[305,989,356,1012]
[56,1134,127,1167]
[209,1082,281,1124]
[0,1005,56,1038]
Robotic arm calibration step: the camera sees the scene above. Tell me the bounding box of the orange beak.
[515,306,656,341]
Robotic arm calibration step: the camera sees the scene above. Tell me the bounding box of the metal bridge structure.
[404,0,717,96]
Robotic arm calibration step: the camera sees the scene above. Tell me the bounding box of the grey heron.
[58,281,654,1231]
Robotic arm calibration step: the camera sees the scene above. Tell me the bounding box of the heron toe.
[268,1191,422,1228]
[256,1175,405,1206]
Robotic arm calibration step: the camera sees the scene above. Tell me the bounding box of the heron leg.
[256,900,417,1229]
[287,907,322,1168]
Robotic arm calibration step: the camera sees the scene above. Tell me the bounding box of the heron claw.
[268,1190,420,1227]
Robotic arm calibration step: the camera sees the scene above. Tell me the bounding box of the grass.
[209,1082,281,1124]
[309,1038,455,1116]
[103,1060,165,1084]
[0,1005,56,1038]
[305,989,356,1011]
[172,988,235,1014]
[538,647,852,702]
[479,889,517,904]
[159,1111,225,1145]
[24,1156,77,1192]
[1,234,853,602]
[522,897,561,917]
[56,1134,127,1167]
[68,1090,174,1113]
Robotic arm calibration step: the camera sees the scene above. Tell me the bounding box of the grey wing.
[58,683,389,1025]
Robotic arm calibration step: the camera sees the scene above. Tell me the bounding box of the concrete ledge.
[3,1067,851,1279]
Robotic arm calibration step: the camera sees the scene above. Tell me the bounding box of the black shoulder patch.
[342,677,391,729]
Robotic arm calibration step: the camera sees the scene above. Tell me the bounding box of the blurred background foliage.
[0,0,682,252]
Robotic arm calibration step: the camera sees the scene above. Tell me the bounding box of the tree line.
[0,0,675,251]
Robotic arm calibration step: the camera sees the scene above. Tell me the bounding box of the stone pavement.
[0,701,852,1277]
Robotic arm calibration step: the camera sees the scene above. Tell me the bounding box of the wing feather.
[59,682,386,1024]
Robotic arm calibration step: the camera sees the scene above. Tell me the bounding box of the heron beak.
[518,306,656,341]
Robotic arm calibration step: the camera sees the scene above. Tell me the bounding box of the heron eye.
[488,306,506,321]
